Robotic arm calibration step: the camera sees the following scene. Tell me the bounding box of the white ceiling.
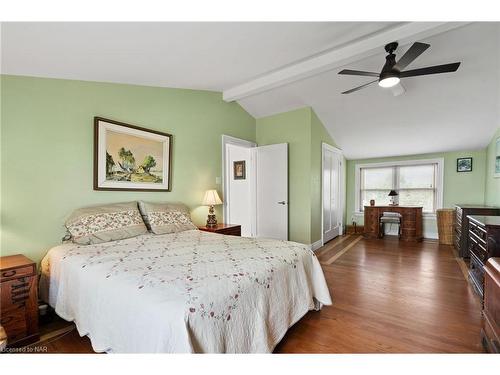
[0,22,396,90]
[239,22,500,158]
[2,22,499,159]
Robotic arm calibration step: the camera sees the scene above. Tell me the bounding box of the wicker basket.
[436,208,454,245]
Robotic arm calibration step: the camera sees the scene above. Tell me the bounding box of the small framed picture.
[233,160,246,180]
[457,157,472,172]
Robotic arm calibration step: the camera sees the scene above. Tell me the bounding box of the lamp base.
[206,215,217,227]
[206,205,217,227]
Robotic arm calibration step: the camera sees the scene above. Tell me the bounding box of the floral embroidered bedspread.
[40,230,332,353]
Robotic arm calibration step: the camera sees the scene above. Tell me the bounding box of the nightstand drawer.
[198,224,241,236]
[0,304,28,343]
[1,265,35,282]
[1,276,36,310]
[218,228,241,236]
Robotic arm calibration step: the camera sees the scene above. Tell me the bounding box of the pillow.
[138,201,197,234]
[65,202,148,245]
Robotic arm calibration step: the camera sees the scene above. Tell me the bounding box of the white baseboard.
[310,240,323,252]
[423,232,439,240]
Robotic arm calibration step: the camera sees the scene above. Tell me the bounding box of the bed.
[40,229,332,353]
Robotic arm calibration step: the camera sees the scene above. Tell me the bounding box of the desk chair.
[379,212,402,238]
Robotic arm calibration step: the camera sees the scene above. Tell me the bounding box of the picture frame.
[233,160,246,180]
[456,157,472,173]
[94,117,172,191]
[495,137,500,178]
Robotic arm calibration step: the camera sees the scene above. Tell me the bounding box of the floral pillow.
[66,202,148,245]
[138,201,197,234]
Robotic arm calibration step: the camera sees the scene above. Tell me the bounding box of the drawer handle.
[11,296,28,304]
[12,288,30,296]
[0,316,14,325]
[11,283,29,290]
[2,270,16,278]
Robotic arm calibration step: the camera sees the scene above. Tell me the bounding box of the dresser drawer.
[469,221,487,244]
[1,264,35,282]
[469,235,488,262]
[469,252,485,297]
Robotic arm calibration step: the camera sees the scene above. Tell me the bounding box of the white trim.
[321,143,345,246]
[354,157,444,215]
[310,240,323,252]
[222,22,469,102]
[221,135,257,236]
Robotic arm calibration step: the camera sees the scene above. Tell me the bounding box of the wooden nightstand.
[198,224,241,236]
[0,255,39,348]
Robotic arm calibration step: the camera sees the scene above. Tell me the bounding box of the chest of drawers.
[482,258,500,353]
[454,205,500,258]
[467,216,500,299]
[0,255,39,347]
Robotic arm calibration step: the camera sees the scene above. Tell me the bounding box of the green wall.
[256,108,312,244]
[346,149,487,238]
[1,75,256,263]
[256,107,340,245]
[485,127,500,206]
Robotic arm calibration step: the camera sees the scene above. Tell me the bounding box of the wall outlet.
[215,176,221,185]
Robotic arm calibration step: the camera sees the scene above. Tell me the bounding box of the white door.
[256,143,288,240]
[323,145,342,243]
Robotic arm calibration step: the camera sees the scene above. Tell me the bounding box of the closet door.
[323,145,341,243]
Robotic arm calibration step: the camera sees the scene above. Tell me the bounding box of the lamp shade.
[388,190,398,196]
[202,189,223,206]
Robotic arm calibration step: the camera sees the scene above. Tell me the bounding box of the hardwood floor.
[276,235,482,353]
[24,235,483,353]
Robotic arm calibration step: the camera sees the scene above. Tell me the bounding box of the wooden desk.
[364,206,423,242]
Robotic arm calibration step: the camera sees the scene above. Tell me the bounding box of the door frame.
[321,142,345,246]
[221,135,257,235]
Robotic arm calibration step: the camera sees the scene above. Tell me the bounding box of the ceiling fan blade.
[395,42,430,70]
[400,62,461,78]
[338,69,379,77]
[341,80,378,94]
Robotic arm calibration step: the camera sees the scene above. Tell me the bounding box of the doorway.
[222,135,288,240]
[222,135,256,237]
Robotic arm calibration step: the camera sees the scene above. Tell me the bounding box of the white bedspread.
[40,230,332,353]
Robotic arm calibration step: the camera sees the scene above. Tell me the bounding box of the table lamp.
[202,189,223,227]
[388,190,399,206]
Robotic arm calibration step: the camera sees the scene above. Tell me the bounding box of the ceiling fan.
[338,41,461,94]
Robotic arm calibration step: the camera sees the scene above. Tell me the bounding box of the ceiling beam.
[223,22,469,102]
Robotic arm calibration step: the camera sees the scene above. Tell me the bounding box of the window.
[356,159,443,213]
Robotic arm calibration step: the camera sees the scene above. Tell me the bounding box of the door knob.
[277,201,287,205]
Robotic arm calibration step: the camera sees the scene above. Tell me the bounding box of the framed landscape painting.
[94,117,172,191]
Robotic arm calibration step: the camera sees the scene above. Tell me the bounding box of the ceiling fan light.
[378,76,400,88]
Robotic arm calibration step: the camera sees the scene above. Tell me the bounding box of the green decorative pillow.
[138,201,197,234]
[66,202,148,245]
